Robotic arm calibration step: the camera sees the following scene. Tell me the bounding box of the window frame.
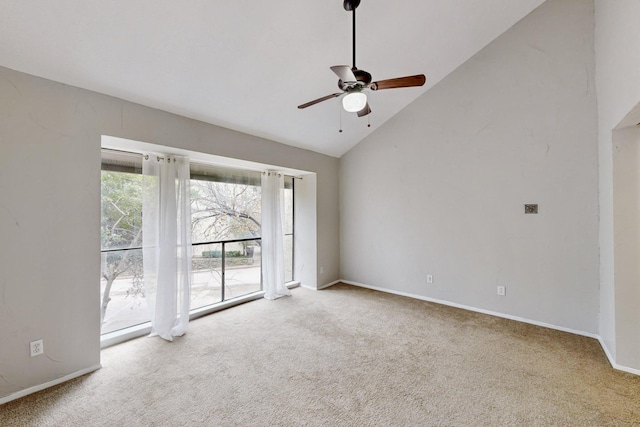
[99,148,297,345]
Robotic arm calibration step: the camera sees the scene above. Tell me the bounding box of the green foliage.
[100,171,144,324]
[100,171,267,326]
[201,250,244,258]
[202,250,221,258]
[101,171,143,250]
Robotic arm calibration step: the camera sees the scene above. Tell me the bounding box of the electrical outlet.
[497,286,506,296]
[426,275,433,284]
[30,339,44,357]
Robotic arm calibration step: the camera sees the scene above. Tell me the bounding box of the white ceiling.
[0,0,545,157]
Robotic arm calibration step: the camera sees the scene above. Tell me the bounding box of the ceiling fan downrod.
[352,4,356,69]
[344,0,361,70]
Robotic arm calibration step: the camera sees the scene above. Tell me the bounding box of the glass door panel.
[223,240,262,300]
[191,243,223,309]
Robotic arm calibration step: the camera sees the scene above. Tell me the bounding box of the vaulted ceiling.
[0,0,545,157]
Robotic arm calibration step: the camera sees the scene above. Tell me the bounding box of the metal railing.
[192,237,262,301]
[101,233,293,302]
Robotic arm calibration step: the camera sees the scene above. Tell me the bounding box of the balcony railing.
[100,235,292,335]
[191,237,263,308]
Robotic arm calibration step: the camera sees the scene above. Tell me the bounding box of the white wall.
[0,65,340,400]
[595,0,640,371]
[340,0,599,334]
[612,126,640,370]
[294,173,318,289]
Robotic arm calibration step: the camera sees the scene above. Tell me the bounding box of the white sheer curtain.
[261,171,291,300]
[142,154,192,341]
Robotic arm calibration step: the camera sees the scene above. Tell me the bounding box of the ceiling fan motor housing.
[338,68,372,91]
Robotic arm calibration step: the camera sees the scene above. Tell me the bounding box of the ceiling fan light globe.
[342,92,367,113]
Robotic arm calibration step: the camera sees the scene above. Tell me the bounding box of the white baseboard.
[287,281,301,289]
[0,364,102,405]
[3,280,636,406]
[597,337,640,376]
[598,337,618,372]
[318,280,341,290]
[341,280,598,338]
[340,280,638,376]
[301,280,340,291]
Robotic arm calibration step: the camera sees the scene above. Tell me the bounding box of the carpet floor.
[1,283,639,426]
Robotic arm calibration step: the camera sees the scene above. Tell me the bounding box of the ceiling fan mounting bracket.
[343,0,361,12]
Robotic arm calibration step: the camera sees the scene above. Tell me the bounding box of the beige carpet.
[1,283,639,426]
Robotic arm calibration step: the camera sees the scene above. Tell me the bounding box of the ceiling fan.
[297,0,426,117]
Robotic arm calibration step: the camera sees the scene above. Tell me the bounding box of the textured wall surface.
[340,0,599,333]
[595,0,640,370]
[0,65,340,400]
[612,127,640,370]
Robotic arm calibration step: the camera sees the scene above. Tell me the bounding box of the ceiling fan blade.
[357,103,371,117]
[330,65,357,83]
[297,93,342,109]
[370,74,426,91]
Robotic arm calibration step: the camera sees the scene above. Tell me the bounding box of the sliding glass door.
[100,149,295,335]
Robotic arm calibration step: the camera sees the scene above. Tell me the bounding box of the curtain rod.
[102,148,302,179]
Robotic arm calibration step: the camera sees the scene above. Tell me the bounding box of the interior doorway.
[611,102,640,368]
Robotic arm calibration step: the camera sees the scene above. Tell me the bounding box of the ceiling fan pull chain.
[339,104,343,133]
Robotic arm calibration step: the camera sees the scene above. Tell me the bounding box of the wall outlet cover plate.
[30,339,44,357]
